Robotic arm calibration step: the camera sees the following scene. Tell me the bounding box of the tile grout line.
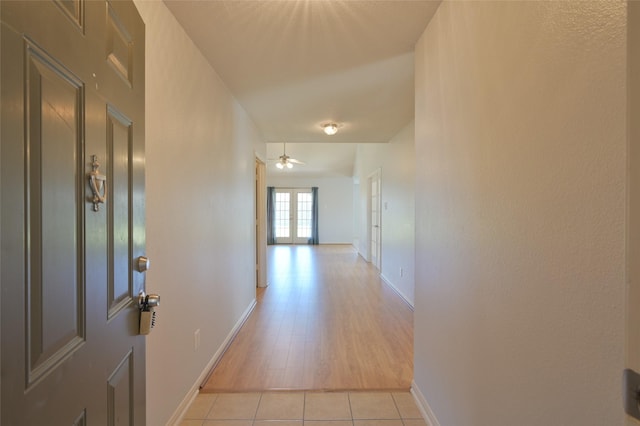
[391,392,405,426]
[347,391,354,423]
[248,392,258,424]
[302,391,306,424]
[182,391,427,425]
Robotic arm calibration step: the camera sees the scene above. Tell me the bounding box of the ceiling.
[163,0,441,176]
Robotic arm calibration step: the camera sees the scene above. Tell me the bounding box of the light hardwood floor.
[200,245,413,392]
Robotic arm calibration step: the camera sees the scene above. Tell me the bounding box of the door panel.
[107,350,134,425]
[107,106,135,318]
[106,0,134,87]
[1,1,146,424]
[25,39,86,385]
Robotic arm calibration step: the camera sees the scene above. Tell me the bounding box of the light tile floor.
[179,391,427,426]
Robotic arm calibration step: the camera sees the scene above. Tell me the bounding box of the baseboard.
[380,274,414,310]
[411,380,441,426]
[357,249,368,262]
[166,298,257,426]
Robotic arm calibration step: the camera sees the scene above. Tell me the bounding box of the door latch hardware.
[87,155,107,212]
[137,290,160,309]
[138,290,147,309]
[624,369,640,420]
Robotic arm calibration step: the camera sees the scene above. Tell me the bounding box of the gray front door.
[1,1,146,424]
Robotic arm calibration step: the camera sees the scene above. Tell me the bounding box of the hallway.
[135,1,628,423]
[201,245,414,392]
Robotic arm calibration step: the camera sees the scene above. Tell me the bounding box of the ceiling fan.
[270,143,305,169]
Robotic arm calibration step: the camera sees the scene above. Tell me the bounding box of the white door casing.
[369,170,381,270]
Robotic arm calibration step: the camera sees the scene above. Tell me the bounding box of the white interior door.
[274,188,313,244]
[1,2,147,424]
[369,170,381,270]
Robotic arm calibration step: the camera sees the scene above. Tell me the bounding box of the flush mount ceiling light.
[322,123,339,136]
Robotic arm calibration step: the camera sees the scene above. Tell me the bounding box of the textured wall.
[354,122,416,305]
[413,2,626,425]
[379,124,415,305]
[134,2,264,424]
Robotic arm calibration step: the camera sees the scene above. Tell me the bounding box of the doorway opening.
[274,188,313,244]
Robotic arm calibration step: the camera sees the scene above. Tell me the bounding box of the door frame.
[274,187,313,245]
[255,157,267,287]
[367,168,382,270]
[367,169,382,270]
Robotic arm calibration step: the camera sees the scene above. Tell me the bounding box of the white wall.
[354,123,416,306]
[267,176,354,244]
[379,125,415,306]
[413,2,626,425]
[134,2,264,424]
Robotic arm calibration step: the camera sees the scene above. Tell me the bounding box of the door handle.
[137,290,160,309]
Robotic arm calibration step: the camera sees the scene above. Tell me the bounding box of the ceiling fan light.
[276,162,284,169]
[323,123,338,136]
[286,162,293,169]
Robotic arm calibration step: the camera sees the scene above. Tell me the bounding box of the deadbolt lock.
[137,256,150,272]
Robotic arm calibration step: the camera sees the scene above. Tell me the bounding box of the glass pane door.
[274,191,292,243]
[296,192,312,242]
[274,189,312,244]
